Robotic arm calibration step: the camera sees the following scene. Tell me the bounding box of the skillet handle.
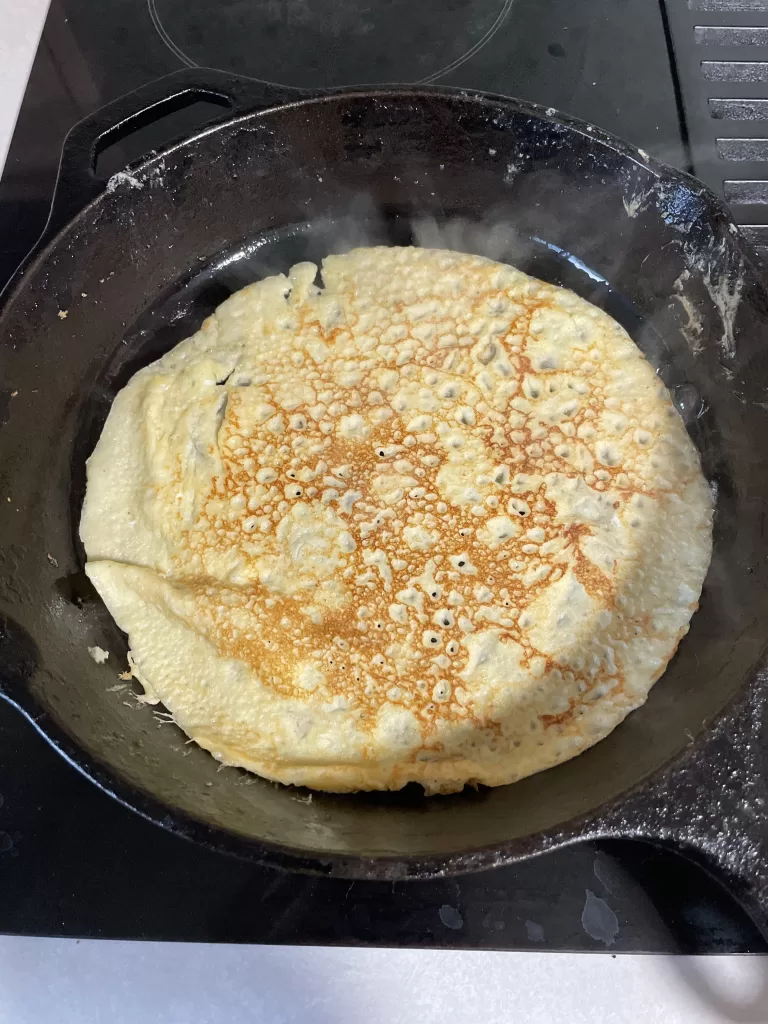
[590,671,768,944]
[44,68,316,243]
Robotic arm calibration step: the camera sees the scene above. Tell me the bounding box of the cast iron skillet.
[1,69,768,932]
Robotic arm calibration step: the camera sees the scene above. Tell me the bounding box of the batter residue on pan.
[81,246,712,793]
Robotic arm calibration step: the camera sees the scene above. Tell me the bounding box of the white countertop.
[1,936,767,1024]
[0,4,766,1021]
[0,0,48,170]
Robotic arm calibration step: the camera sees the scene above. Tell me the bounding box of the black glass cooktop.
[0,0,763,951]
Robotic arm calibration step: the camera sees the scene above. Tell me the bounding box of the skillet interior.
[1,90,768,871]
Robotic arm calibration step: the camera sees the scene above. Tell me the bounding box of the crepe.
[80,246,713,794]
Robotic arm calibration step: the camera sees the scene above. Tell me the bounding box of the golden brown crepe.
[81,246,712,793]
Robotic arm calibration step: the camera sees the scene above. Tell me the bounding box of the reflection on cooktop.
[148,0,513,87]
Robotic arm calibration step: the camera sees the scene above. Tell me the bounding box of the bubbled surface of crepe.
[81,247,712,793]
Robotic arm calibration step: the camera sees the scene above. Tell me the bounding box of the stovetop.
[0,0,766,951]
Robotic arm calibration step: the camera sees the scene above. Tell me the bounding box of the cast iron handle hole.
[93,91,234,181]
